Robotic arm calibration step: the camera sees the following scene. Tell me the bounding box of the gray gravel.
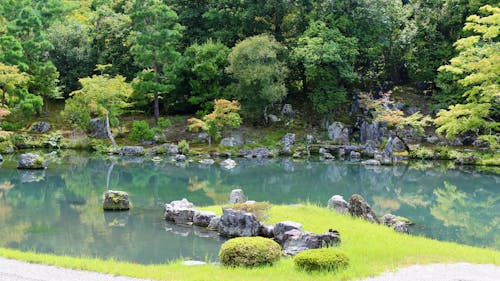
[0,257,148,281]
[360,263,500,281]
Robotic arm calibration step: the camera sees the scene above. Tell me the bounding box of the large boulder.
[359,120,386,144]
[281,104,294,118]
[282,229,341,256]
[258,224,275,238]
[273,221,303,243]
[164,198,196,224]
[220,135,244,147]
[348,194,380,223]
[193,210,217,227]
[327,122,349,144]
[207,216,220,231]
[472,139,490,148]
[327,195,349,214]
[282,133,295,155]
[30,122,51,134]
[228,189,246,204]
[218,208,260,237]
[384,137,406,152]
[102,190,130,210]
[87,118,107,139]
[119,146,144,156]
[17,153,46,169]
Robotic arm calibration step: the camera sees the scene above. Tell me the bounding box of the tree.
[434,5,499,139]
[0,63,29,108]
[226,34,288,121]
[129,0,184,124]
[182,40,230,115]
[61,75,132,147]
[291,21,358,115]
[188,99,241,146]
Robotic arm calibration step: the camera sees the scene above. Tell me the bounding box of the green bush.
[294,248,349,272]
[44,131,64,149]
[157,117,171,128]
[129,120,154,141]
[1,121,24,131]
[409,146,434,160]
[178,139,189,155]
[219,237,281,267]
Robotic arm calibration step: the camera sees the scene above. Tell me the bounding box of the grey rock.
[328,122,349,144]
[364,140,379,157]
[30,122,51,134]
[404,106,419,116]
[472,139,490,148]
[220,158,237,169]
[164,198,196,224]
[175,154,186,162]
[166,144,179,155]
[327,195,349,214]
[393,221,409,234]
[102,190,130,210]
[362,159,381,165]
[426,135,440,144]
[252,147,270,158]
[220,135,244,147]
[193,210,217,227]
[197,132,210,143]
[385,137,406,153]
[350,151,361,161]
[273,221,303,243]
[305,134,315,145]
[382,213,397,226]
[281,104,294,118]
[321,152,335,160]
[268,114,280,123]
[218,208,260,237]
[228,189,246,204]
[360,121,386,144]
[207,216,220,231]
[348,194,380,223]
[119,146,144,156]
[87,118,107,139]
[17,153,45,169]
[282,133,295,155]
[258,224,275,238]
[199,158,215,165]
[183,260,207,266]
[282,229,341,256]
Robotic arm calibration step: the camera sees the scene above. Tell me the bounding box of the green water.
[0,152,498,264]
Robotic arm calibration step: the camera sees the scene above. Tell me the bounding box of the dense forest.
[0,0,498,143]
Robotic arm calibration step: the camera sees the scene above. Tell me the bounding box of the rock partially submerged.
[164,198,196,224]
[17,153,46,169]
[102,190,130,210]
[193,210,217,227]
[119,146,144,156]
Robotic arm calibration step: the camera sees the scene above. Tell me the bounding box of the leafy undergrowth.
[1,204,499,281]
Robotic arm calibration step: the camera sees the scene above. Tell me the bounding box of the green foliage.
[291,21,358,114]
[226,35,288,120]
[1,120,23,131]
[177,139,189,155]
[294,248,349,272]
[230,201,270,222]
[44,131,63,149]
[157,117,171,128]
[409,146,435,160]
[129,120,154,142]
[435,5,500,139]
[219,237,281,267]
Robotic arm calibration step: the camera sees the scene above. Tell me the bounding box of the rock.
[281,104,294,118]
[87,118,107,139]
[472,139,490,148]
[30,121,51,134]
[220,135,244,147]
[321,152,335,160]
[102,190,130,210]
[17,153,46,169]
[175,154,186,162]
[220,158,237,169]
[119,146,144,156]
[183,260,207,266]
[393,221,409,234]
[218,208,260,237]
[193,210,217,227]
[164,198,196,224]
[199,158,215,165]
[258,224,275,238]
[348,194,380,223]
[327,122,349,144]
[404,106,419,116]
[362,159,381,165]
[327,195,349,214]
[359,121,386,144]
[305,135,315,144]
[273,221,303,243]
[252,147,270,158]
[282,133,295,155]
[207,216,220,231]
[166,144,179,155]
[384,137,406,153]
[197,132,210,143]
[364,140,378,157]
[425,135,440,144]
[268,114,280,123]
[228,189,246,204]
[382,213,397,226]
[350,151,361,161]
[282,229,341,256]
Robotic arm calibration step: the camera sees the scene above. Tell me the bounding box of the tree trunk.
[105,114,117,147]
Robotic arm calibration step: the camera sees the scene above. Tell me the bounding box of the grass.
[1,204,499,281]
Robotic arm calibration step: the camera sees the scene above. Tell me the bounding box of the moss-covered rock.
[219,237,281,267]
[102,190,130,210]
[293,248,349,272]
[17,153,46,169]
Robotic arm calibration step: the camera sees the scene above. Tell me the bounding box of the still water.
[0,152,498,264]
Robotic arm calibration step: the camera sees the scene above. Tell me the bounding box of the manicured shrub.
[178,139,189,155]
[219,237,281,267]
[293,248,349,272]
[129,120,154,141]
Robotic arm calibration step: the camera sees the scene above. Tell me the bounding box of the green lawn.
[1,204,498,281]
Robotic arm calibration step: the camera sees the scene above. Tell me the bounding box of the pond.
[0,152,498,264]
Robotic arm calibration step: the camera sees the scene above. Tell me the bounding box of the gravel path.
[360,263,500,281]
[1,257,499,281]
[0,257,148,281]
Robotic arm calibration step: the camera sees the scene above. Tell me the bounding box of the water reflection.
[0,153,498,264]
